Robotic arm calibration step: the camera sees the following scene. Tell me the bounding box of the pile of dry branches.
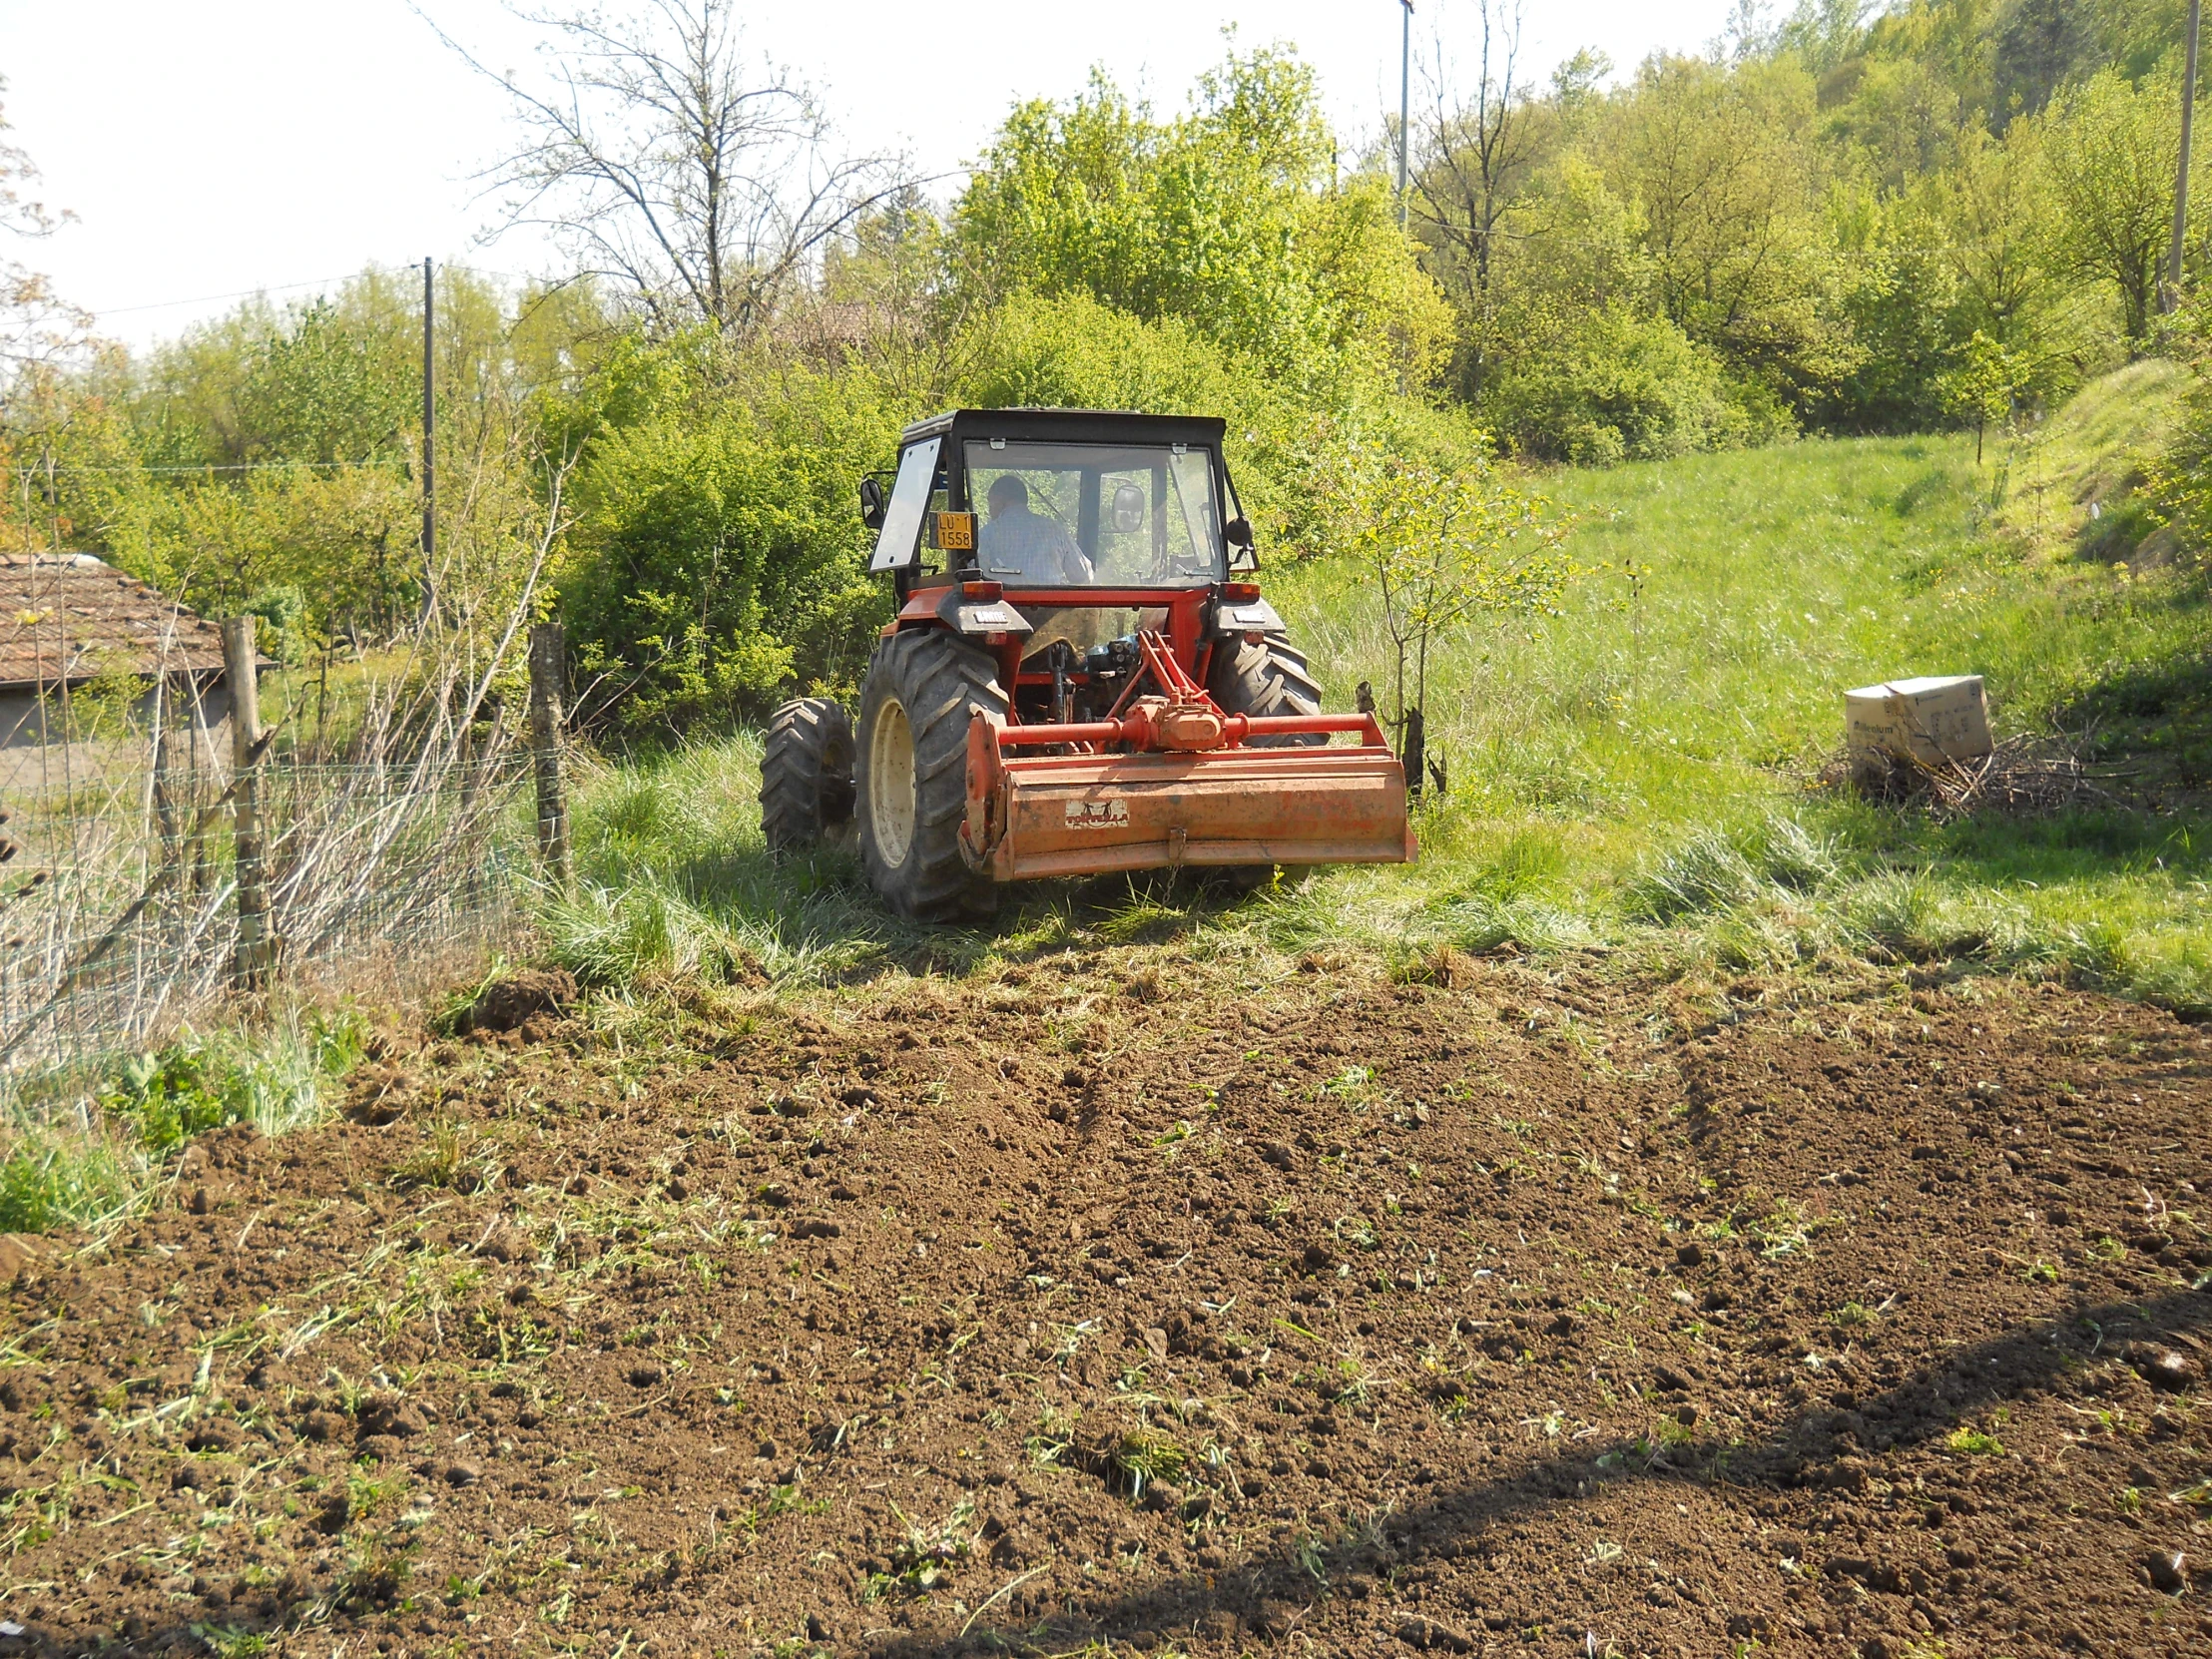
[1818,732,2130,820]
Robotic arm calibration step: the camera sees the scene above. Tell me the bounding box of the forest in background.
[1,0,2209,737]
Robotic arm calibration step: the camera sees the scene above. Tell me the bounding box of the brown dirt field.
[0,961,2208,1659]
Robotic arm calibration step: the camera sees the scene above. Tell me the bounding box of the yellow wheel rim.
[870,698,916,865]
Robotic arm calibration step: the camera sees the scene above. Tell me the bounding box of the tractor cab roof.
[898,408,1228,449]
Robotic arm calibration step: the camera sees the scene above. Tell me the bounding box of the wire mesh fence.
[0,535,573,1084]
[0,732,540,1078]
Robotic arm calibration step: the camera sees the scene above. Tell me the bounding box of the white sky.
[0,0,1740,347]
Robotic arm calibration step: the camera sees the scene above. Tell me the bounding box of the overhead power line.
[2,460,411,475]
[86,262,536,318]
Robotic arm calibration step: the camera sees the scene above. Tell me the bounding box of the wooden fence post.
[221,617,269,991]
[528,622,571,891]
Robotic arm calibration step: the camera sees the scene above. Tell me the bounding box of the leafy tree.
[1938,328,2033,459]
[1410,0,1539,400]
[952,46,1448,397]
[1598,56,1862,407]
[1317,441,1575,789]
[1994,0,2106,119]
[2044,64,2190,344]
[1931,122,2057,342]
[0,75,87,371]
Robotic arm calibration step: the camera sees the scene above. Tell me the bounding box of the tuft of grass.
[1944,1426,2005,1456]
[0,1133,140,1235]
[1024,1404,1081,1468]
[0,1003,370,1236]
[391,1118,498,1195]
[1098,1428,1187,1498]
[866,1499,976,1599]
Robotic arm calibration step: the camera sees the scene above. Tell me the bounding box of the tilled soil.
[0,960,2208,1659]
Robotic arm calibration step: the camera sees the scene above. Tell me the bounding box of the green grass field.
[550,393,2212,1011]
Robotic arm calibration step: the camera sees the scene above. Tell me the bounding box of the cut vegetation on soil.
[0,958,2206,1656]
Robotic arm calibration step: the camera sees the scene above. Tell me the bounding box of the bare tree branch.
[1409,0,1535,398]
[417,0,913,336]
[0,78,91,372]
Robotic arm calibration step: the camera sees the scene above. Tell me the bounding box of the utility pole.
[1397,1,1414,228]
[2170,0,2203,314]
[420,257,437,622]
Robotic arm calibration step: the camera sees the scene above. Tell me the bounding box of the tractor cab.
[861,409,1283,729]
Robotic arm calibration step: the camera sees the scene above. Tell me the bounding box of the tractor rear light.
[984,631,1010,646]
[962,580,1003,601]
[1244,630,1266,645]
[1222,581,1261,602]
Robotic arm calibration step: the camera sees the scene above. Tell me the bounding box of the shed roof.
[0,554,235,692]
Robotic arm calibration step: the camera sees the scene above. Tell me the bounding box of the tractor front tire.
[761,698,855,852]
[856,630,1008,920]
[1209,634,1326,748]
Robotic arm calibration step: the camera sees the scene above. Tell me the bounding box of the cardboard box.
[1846,675,1991,777]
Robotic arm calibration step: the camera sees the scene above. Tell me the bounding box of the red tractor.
[762,408,1414,918]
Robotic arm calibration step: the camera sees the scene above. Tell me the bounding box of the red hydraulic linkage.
[990,630,1386,754]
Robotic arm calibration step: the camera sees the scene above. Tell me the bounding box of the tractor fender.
[887,584,1038,640]
[1207,596,1288,638]
[935,586,1034,640]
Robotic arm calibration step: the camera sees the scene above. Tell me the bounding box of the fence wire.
[0,739,537,1075]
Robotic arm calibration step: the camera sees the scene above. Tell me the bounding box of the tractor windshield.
[964,440,1224,588]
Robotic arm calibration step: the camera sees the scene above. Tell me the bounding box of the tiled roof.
[0,554,233,691]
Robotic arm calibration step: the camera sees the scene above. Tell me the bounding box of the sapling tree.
[1321,443,1575,795]
[1938,329,2032,464]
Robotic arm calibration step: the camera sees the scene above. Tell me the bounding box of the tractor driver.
[979,474,1095,586]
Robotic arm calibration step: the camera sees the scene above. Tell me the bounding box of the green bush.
[1479,302,1791,465]
[559,365,899,736]
[0,1007,370,1237]
[245,584,307,665]
[98,1008,368,1154]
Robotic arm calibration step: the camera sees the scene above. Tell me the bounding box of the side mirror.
[858,476,886,531]
[1110,482,1146,535]
[1225,515,1253,548]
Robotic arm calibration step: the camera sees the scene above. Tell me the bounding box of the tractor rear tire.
[1209,635,1326,748]
[761,698,855,852]
[856,630,1008,920]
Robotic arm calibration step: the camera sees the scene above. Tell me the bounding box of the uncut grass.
[559,428,2212,1007]
[1263,430,2212,1002]
[552,740,995,987]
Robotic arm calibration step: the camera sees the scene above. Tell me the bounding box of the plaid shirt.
[978,507,1094,584]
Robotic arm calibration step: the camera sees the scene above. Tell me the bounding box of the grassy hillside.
[553,423,2212,1009]
[1996,357,2188,563]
